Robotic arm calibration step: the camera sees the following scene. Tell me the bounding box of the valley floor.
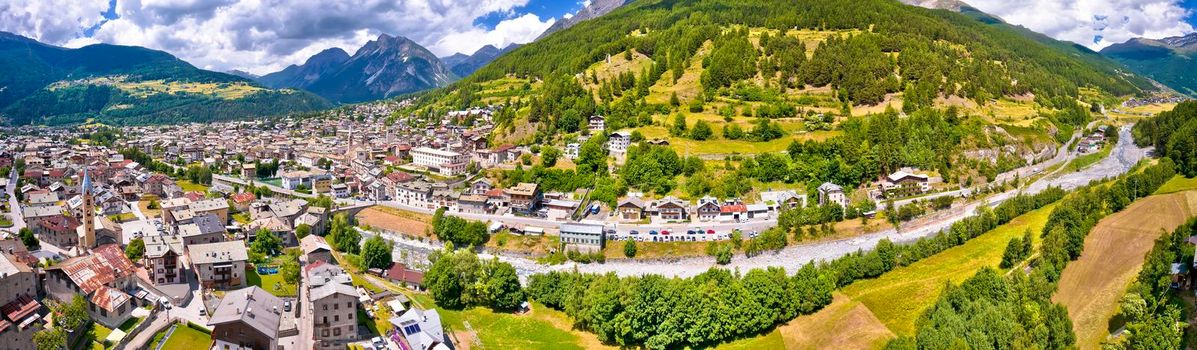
[534,126,1146,279]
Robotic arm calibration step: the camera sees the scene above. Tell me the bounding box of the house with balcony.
[648,196,689,221]
[506,183,542,216]
[189,240,249,290]
[144,234,186,285]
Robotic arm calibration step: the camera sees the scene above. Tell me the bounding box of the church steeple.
[79,168,96,250]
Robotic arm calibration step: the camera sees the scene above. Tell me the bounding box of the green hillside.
[380,0,1150,200]
[0,31,332,126]
[405,0,1150,130]
[1101,34,1197,97]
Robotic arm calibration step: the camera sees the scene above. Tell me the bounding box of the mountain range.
[257,34,456,104]
[440,44,522,78]
[1101,33,1197,96]
[0,31,331,126]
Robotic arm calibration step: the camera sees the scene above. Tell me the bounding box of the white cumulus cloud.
[0,0,559,75]
[967,0,1194,49]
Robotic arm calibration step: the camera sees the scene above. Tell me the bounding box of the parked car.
[283,301,292,312]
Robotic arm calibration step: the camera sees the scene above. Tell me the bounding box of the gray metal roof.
[208,286,284,340]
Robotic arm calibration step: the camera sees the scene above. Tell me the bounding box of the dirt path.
[1053,190,1197,349]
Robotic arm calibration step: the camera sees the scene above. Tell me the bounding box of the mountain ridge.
[440,43,522,77]
[537,0,635,39]
[1101,32,1197,96]
[0,31,331,125]
[256,34,454,104]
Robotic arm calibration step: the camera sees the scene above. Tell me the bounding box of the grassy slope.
[842,203,1055,336]
[1065,143,1113,172]
[717,202,1058,349]
[1052,190,1197,349]
[410,293,613,350]
[1155,175,1197,195]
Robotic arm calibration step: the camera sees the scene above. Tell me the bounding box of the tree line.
[1133,100,1197,177]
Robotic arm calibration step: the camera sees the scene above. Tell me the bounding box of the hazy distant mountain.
[257,34,454,104]
[1102,33,1197,96]
[0,31,331,125]
[258,48,350,90]
[227,69,260,80]
[537,0,635,39]
[899,0,969,11]
[441,44,521,77]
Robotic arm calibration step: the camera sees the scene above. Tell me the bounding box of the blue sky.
[1187,0,1197,26]
[475,0,585,30]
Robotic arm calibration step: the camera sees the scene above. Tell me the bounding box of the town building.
[588,115,606,133]
[649,196,689,221]
[607,131,631,154]
[305,263,359,350]
[560,223,606,252]
[300,235,334,265]
[389,308,450,350]
[144,234,186,285]
[379,263,424,291]
[179,213,228,246]
[878,170,931,198]
[817,182,848,208]
[617,197,645,221]
[411,147,469,177]
[189,240,249,289]
[0,253,40,350]
[506,183,542,215]
[44,244,139,328]
[759,190,807,211]
[694,196,722,221]
[209,287,289,350]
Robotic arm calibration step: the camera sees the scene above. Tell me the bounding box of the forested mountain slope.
[1102,33,1197,97]
[382,0,1155,206]
[0,31,332,126]
[414,0,1151,127]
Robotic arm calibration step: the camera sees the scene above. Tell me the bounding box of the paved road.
[4,168,24,234]
[122,313,173,350]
